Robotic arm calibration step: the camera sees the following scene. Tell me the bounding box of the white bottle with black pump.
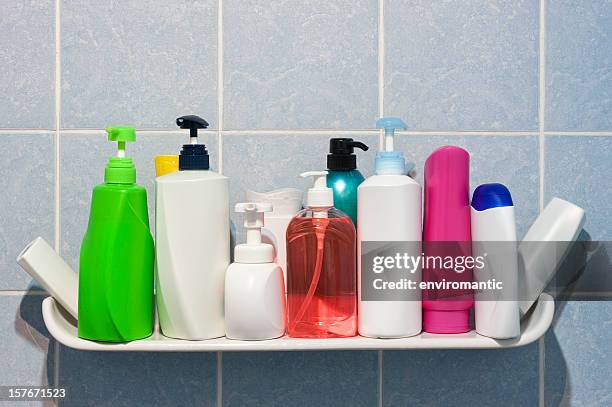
[225,203,286,340]
[155,115,230,340]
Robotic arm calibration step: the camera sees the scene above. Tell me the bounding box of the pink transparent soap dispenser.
[422,146,474,334]
[286,171,357,338]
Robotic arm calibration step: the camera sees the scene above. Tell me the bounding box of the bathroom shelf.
[42,293,554,352]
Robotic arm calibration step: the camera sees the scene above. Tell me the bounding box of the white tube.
[16,237,78,319]
[472,206,520,339]
[518,198,586,316]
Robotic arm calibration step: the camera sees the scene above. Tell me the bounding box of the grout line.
[54,129,219,135]
[54,342,60,404]
[0,129,56,134]
[216,351,223,407]
[378,350,384,407]
[0,290,48,296]
[221,129,381,136]
[539,337,545,407]
[54,0,62,255]
[216,3,224,405]
[538,0,546,213]
[538,2,546,406]
[377,0,385,150]
[220,130,540,136]
[5,128,612,136]
[545,131,612,136]
[217,0,224,175]
[54,0,62,397]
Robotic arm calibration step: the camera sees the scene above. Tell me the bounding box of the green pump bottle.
[78,126,154,342]
[326,138,369,225]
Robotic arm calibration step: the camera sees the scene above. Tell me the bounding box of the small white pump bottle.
[225,203,286,340]
[357,117,422,338]
[471,183,520,339]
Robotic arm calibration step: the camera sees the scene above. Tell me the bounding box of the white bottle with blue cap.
[471,183,520,339]
[357,117,422,338]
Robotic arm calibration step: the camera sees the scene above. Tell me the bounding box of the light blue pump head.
[375,117,410,175]
[376,117,407,134]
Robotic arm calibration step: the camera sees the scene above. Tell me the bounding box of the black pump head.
[176,115,210,170]
[176,115,209,138]
[327,138,369,170]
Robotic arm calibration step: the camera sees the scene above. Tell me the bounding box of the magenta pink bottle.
[422,146,473,333]
[286,171,357,338]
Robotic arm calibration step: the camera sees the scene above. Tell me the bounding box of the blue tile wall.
[57,349,217,406]
[223,0,378,129]
[545,301,612,406]
[384,345,539,406]
[61,0,218,129]
[546,1,612,131]
[384,0,539,131]
[545,135,612,240]
[1,0,611,406]
[544,136,612,406]
[222,351,378,407]
[0,2,55,129]
[0,133,55,290]
[0,295,55,388]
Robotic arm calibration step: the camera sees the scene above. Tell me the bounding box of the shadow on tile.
[543,301,573,407]
[15,291,56,405]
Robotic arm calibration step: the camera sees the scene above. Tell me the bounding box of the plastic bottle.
[286,171,357,338]
[78,126,154,342]
[422,146,473,334]
[17,237,79,320]
[471,183,520,339]
[225,203,286,340]
[155,115,230,340]
[246,188,302,286]
[518,198,585,315]
[326,138,369,225]
[357,117,422,338]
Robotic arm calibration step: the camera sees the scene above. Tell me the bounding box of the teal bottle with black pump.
[326,138,369,225]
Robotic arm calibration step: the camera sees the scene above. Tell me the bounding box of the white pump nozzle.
[234,202,275,263]
[235,202,272,245]
[300,171,333,208]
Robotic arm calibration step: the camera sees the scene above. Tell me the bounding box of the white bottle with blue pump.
[357,117,422,338]
[225,203,286,340]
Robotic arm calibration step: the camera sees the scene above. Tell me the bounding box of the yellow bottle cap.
[155,155,179,177]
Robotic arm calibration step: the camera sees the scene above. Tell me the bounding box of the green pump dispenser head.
[104,126,137,184]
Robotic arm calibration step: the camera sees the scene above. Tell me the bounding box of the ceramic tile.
[545,136,612,240]
[61,0,218,128]
[0,133,55,290]
[546,0,612,130]
[545,301,612,406]
[58,348,216,407]
[223,0,378,129]
[384,345,539,406]
[222,351,378,407]
[0,295,55,389]
[385,0,539,130]
[0,1,55,129]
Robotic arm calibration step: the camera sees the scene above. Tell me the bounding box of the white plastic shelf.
[42,294,553,352]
